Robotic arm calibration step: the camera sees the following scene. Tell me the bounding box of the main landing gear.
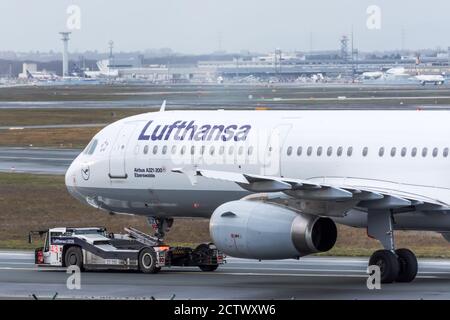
[367,209,418,283]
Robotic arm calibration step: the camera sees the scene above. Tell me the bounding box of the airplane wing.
[173,168,450,214]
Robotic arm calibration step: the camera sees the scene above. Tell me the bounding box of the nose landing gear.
[367,209,418,283]
[147,217,174,243]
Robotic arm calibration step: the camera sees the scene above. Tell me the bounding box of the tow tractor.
[29,227,224,273]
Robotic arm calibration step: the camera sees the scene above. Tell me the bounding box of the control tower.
[59,32,71,77]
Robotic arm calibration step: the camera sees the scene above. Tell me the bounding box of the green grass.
[0,127,100,148]
[0,172,64,186]
[0,240,36,250]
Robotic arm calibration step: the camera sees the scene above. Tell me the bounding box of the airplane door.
[263,124,292,176]
[109,122,138,179]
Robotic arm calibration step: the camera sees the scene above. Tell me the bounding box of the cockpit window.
[84,139,98,155]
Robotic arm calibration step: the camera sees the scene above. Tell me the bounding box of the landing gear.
[367,209,418,283]
[369,249,399,283]
[395,248,418,283]
[147,217,174,242]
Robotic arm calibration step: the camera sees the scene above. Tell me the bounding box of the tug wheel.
[138,247,158,274]
[64,246,84,271]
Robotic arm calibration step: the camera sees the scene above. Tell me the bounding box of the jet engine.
[210,200,337,259]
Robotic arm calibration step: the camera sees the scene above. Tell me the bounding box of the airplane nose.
[65,158,78,190]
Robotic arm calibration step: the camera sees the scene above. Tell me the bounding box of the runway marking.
[1,264,448,277]
[0,266,65,271]
[0,252,33,256]
[227,258,450,267]
[221,267,365,273]
[226,259,368,264]
[0,267,40,271]
[0,266,445,281]
[166,271,441,279]
[260,96,450,102]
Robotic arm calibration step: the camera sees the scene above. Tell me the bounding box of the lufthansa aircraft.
[65,103,450,283]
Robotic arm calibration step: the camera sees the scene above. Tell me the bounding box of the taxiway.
[1,251,450,299]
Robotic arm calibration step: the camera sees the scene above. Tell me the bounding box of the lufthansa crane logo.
[81,164,90,181]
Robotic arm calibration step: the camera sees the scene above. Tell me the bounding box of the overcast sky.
[0,0,448,54]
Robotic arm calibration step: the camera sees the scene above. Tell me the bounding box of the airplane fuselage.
[65,110,450,231]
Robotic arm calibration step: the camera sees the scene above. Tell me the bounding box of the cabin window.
[219,146,225,155]
[432,148,438,158]
[143,145,149,154]
[362,147,368,157]
[287,146,293,156]
[317,146,323,156]
[228,146,234,155]
[162,145,167,155]
[390,147,396,157]
[411,147,417,157]
[327,147,332,156]
[422,148,428,157]
[307,146,313,156]
[200,145,206,155]
[401,147,407,157]
[153,146,158,155]
[444,148,449,158]
[297,146,302,156]
[180,146,186,155]
[379,147,385,157]
[171,145,177,154]
[347,146,353,157]
[337,146,343,157]
[248,146,253,156]
[238,146,243,155]
[190,146,195,155]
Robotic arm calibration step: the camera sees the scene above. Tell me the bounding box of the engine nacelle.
[210,200,337,259]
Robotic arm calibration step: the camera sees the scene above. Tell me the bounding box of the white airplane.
[415,74,446,85]
[65,103,450,283]
[362,67,407,80]
[361,71,383,80]
[26,70,57,81]
[386,67,406,76]
[84,69,119,79]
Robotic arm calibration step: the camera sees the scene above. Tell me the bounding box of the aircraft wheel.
[138,247,158,274]
[395,248,418,283]
[369,249,399,284]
